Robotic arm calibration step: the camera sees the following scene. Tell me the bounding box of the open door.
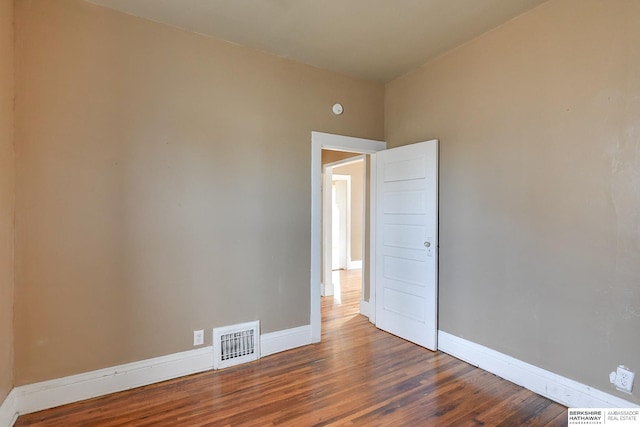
[375,140,438,350]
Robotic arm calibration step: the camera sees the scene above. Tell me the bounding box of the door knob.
[424,241,431,247]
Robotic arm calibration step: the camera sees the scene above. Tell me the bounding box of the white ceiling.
[86,0,548,83]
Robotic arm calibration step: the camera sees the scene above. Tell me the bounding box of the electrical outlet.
[610,365,635,393]
[193,329,204,346]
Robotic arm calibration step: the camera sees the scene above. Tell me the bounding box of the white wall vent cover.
[213,321,260,369]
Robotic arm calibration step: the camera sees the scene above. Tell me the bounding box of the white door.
[375,140,438,350]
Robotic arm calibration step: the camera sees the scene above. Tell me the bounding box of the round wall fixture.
[332,103,344,115]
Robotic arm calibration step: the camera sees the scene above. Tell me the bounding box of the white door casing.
[375,140,439,350]
[311,132,386,342]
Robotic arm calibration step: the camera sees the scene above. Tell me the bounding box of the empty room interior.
[1,0,640,425]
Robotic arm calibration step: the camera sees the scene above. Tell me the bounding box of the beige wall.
[386,0,640,404]
[0,0,14,403]
[10,0,638,405]
[14,0,384,385]
[332,161,364,262]
[322,150,362,165]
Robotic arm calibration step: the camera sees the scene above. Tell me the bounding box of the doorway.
[311,132,439,352]
[323,156,364,308]
[310,132,386,342]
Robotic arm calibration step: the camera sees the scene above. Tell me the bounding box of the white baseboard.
[261,325,312,357]
[359,300,370,318]
[323,282,334,297]
[438,331,638,409]
[0,389,17,427]
[6,324,312,421]
[347,260,362,270]
[15,346,214,416]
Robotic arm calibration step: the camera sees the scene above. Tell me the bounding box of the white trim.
[311,133,323,342]
[359,300,370,318]
[323,281,334,297]
[312,132,386,153]
[0,389,17,427]
[347,260,362,270]
[368,154,377,324]
[260,325,312,357]
[438,331,639,409]
[15,347,214,416]
[322,163,332,297]
[311,131,386,343]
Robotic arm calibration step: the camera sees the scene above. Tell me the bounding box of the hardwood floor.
[16,269,568,426]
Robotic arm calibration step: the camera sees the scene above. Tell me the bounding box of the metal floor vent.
[213,321,260,370]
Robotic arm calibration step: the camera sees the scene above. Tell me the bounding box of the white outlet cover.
[613,365,635,393]
[193,329,204,346]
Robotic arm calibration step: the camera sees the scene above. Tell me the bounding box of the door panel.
[382,190,426,214]
[383,224,426,250]
[375,140,438,350]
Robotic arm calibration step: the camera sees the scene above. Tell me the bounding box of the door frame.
[310,131,386,342]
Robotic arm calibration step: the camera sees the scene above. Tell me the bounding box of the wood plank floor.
[16,269,568,426]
